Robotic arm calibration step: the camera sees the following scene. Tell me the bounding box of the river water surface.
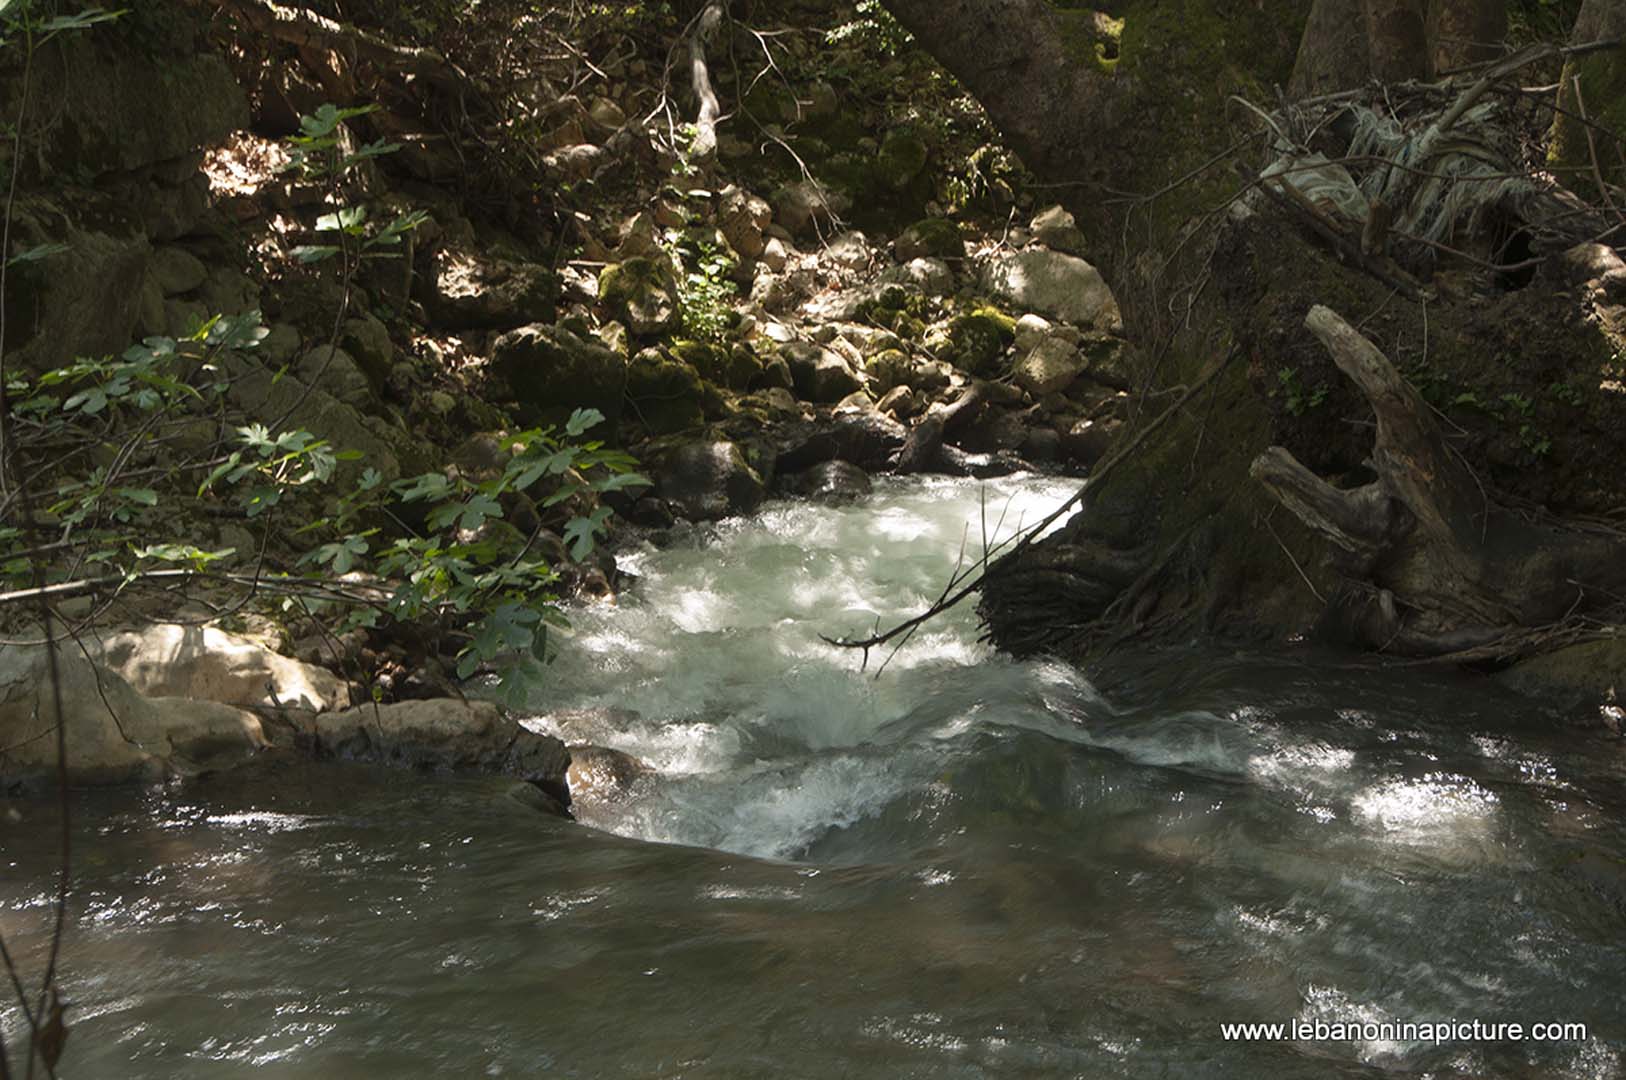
[4,474,1625,1077]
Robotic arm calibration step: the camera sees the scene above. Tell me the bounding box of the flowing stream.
[4,474,1626,1077]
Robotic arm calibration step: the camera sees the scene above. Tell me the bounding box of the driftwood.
[893,383,984,474]
[1252,305,1626,657]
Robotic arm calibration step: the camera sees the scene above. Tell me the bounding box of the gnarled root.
[1254,305,1626,659]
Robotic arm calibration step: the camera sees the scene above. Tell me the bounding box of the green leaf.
[291,245,341,264]
[592,471,652,494]
[5,242,69,267]
[316,206,367,232]
[562,505,614,562]
[565,408,605,436]
[116,487,158,506]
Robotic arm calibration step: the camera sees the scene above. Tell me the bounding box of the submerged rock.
[566,745,649,804]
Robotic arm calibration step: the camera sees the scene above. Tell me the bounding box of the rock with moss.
[340,313,394,386]
[896,218,965,261]
[599,257,680,336]
[938,306,1016,376]
[876,128,930,191]
[488,323,626,430]
[980,250,1121,329]
[1498,637,1626,713]
[626,348,706,434]
[421,243,559,330]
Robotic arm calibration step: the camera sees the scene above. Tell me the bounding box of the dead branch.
[183,0,472,93]
[687,2,727,162]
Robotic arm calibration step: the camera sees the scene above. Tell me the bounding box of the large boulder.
[87,624,349,713]
[599,257,680,336]
[488,323,626,428]
[980,250,1122,329]
[420,244,558,329]
[625,349,706,434]
[656,440,766,521]
[3,216,149,373]
[780,340,864,403]
[0,646,267,789]
[225,354,435,485]
[11,27,248,180]
[305,699,571,807]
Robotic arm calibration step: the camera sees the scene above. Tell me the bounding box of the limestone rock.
[308,699,570,799]
[88,624,348,713]
[780,340,864,403]
[656,440,766,521]
[0,647,266,788]
[149,246,208,296]
[1029,205,1087,255]
[296,345,372,408]
[980,250,1121,329]
[823,231,873,271]
[876,128,929,190]
[1013,337,1086,397]
[625,349,705,434]
[880,256,955,297]
[719,186,773,259]
[895,218,965,261]
[770,180,851,237]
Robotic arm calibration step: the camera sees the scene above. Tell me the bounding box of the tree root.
[1253,304,1626,659]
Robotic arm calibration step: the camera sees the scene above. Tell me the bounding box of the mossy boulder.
[940,306,1016,375]
[876,129,930,191]
[896,218,965,261]
[669,340,764,391]
[599,257,679,336]
[488,323,626,430]
[626,349,705,435]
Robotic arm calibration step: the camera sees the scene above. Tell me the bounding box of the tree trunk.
[1550,0,1626,199]
[877,0,1626,667]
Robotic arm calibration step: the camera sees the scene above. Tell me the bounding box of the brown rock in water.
[566,745,649,804]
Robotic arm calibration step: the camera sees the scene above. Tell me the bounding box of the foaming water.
[5,474,1626,1078]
